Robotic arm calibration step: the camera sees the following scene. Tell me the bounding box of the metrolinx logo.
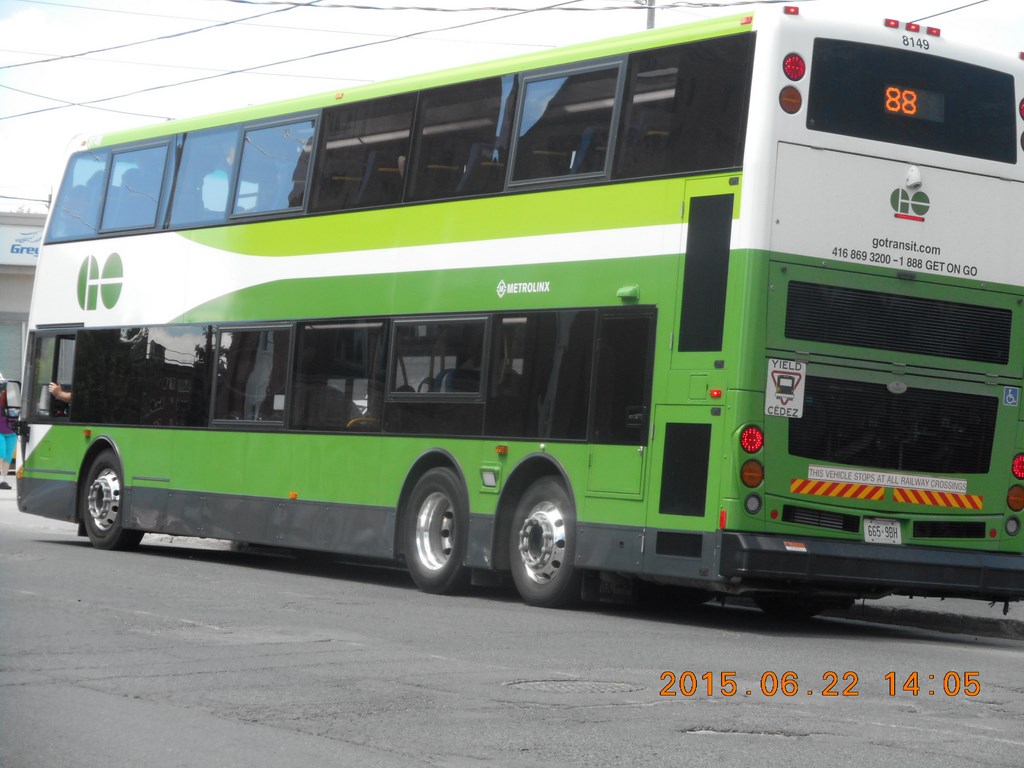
[78,253,123,310]
[891,189,930,222]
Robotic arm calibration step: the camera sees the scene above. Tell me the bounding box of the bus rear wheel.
[80,449,143,551]
[403,468,471,594]
[508,477,582,608]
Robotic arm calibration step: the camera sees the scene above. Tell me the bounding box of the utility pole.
[637,0,655,30]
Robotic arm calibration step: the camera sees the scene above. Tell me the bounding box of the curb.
[827,603,1024,641]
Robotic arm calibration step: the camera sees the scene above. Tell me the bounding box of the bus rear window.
[806,39,1016,164]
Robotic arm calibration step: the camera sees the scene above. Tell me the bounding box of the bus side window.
[407,74,517,202]
[309,93,416,213]
[100,145,168,232]
[613,34,753,180]
[29,334,75,419]
[233,119,315,216]
[385,318,486,436]
[46,150,109,243]
[511,66,619,184]
[590,310,654,445]
[169,126,241,229]
[291,320,386,432]
[214,328,290,423]
[485,311,595,440]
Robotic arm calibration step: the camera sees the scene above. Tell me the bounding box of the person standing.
[0,374,15,490]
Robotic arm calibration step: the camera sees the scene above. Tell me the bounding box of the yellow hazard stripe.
[790,478,885,501]
[892,488,983,510]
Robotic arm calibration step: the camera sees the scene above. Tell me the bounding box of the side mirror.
[1,380,20,417]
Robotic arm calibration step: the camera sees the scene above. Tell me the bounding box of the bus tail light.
[740,425,764,453]
[783,53,806,81]
[779,86,802,114]
[1007,516,1022,536]
[1012,454,1024,479]
[1007,485,1024,512]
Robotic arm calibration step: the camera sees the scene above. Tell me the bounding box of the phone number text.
[830,247,976,276]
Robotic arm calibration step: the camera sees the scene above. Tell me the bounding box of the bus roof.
[82,13,753,150]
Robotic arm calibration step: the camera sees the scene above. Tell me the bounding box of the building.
[0,211,44,382]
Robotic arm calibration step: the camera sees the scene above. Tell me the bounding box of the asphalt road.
[2,491,1022,768]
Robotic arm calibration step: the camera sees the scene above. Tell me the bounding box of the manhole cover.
[503,679,644,694]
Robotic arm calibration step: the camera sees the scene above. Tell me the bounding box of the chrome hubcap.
[88,468,121,532]
[414,492,455,571]
[516,501,566,584]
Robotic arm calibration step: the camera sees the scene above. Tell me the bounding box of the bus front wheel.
[403,468,471,594]
[508,477,582,608]
[80,449,144,551]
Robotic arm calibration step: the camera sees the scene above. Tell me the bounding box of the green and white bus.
[16,6,1024,613]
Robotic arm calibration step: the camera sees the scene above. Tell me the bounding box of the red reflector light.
[779,86,802,114]
[784,5,799,15]
[710,389,723,399]
[1013,454,1024,479]
[926,27,940,36]
[740,426,764,453]
[1007,485,1024,512]
[1019,99,1024,120]
[783,53,806,81]
[884,18,900,29]
[741,15,752,25]
[905,22,921,32]
[740,460,764,488]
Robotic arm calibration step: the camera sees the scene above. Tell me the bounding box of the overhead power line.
[0,0,811,123]
[0,0,324,71]
[0,0,590,122]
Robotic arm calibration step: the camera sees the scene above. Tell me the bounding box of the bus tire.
[508,477,582,608]
[80,449,144,551]
[403,468,471,594]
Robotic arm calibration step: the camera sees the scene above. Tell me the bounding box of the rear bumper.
[719,532,1024,600]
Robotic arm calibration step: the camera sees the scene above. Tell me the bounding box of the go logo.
[77,253,123,311]
[890,189,930,221]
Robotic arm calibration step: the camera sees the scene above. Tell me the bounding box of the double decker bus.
[15,6,1024,614]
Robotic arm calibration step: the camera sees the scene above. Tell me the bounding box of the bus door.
[640,182,735,575]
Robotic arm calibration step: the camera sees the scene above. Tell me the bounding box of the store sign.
[0,224,42,267]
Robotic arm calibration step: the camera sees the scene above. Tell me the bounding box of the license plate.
[864,518,901,545]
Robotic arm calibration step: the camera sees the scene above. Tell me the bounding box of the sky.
[1,0,1023,214]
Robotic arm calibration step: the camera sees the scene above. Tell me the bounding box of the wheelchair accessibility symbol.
[1005,387,1020,407]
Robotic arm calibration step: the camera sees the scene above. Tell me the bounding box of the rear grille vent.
[786,282,1011,365]
[783,505,860,533]
[790,377,996,474]
[913,521,986,539]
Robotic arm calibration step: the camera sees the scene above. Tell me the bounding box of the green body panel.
[181,251,677,324]
[185,177,691,258]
